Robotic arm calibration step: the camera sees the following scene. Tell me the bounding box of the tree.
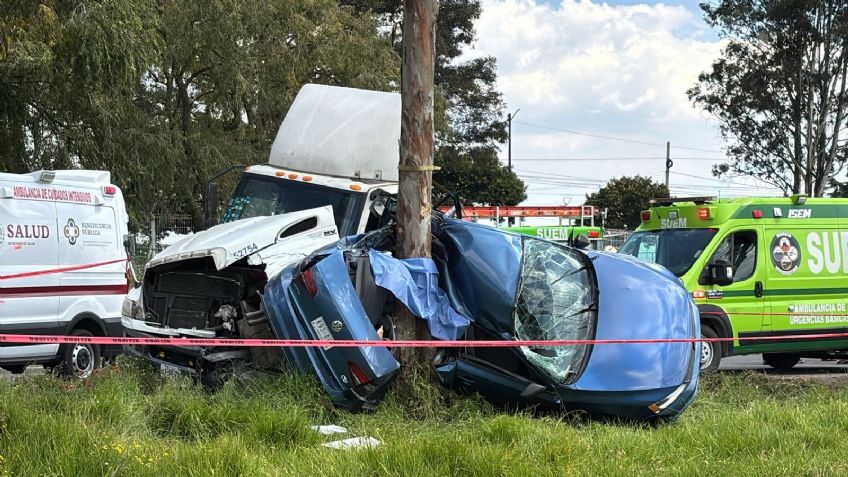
[0,1,399,230]
[341,0,525,204]
[435,145,526,205]
[689,0,848,197]
[585,176,668,230]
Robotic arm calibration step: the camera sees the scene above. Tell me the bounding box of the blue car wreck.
[122,207,697,421]
[262,215,699,421]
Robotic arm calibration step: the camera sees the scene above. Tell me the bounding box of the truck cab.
[619,195,848,372]
[209,83,400,235]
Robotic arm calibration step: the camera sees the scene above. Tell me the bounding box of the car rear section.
[263,238,400,411]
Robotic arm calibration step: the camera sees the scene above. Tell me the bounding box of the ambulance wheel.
[62,329,100,379]
[699,326,721,373]
[762,353,800,370]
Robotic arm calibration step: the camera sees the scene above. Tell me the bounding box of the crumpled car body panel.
[263,250,399,411]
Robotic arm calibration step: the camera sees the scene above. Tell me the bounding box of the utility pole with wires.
[396,0,438,382]
[664,141,672,194]
[507,108,519,170]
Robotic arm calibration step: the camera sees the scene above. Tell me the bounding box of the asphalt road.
[720,354,847,371]
[719,354,848,385]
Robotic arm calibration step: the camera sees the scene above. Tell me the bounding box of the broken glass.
[514,238,596,383]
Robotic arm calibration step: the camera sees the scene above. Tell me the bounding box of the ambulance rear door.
[0,180,60,358]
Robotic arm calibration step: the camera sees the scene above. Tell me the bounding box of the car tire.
[62,329,100,379]
[762,353,800,370]
[699,326,721,373]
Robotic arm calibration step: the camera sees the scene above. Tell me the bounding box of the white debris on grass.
[310,424,348,435]
[322,437,381,450]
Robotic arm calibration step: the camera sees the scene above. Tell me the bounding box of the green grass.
[1,360,847,476]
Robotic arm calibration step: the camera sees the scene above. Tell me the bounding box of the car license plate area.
[311,316,334,350]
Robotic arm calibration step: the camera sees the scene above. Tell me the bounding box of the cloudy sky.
[466,0,785,206]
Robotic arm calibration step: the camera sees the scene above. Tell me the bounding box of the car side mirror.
[573,233,591,250]
[706,259,733,286]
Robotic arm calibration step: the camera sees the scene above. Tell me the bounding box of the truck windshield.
[619,228,718,277]
[222,174,365,236]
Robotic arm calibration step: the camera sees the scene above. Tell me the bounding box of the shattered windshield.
[221,174,365,236]
[514,238,597,384]
[618,228,717,277]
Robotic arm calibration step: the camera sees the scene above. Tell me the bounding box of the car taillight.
[641,210,651,221]
[301,269,317,296]
[348,361,370,385]
[103,185,117,196]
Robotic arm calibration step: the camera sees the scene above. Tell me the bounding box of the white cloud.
[466,0,783,209]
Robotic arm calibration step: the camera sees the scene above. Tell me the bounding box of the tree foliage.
[689,0,848,196]
[0,0,399,230]
[585,176,668,230]
[343,0,525,205]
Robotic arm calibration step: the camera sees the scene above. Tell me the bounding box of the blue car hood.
[572,251,696,392]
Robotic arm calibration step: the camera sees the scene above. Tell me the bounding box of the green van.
[619,195,848,372]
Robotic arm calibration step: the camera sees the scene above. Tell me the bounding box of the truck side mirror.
[706,260,733,286]
[123,234,137,256]
[204,181,219,229]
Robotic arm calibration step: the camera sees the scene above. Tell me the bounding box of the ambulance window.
[709,231,757,282]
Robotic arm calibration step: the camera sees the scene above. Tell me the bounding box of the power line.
[511,156,723,162]
[512,120,725,154]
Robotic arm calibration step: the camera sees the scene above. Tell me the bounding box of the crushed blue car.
[264,215,699,420]
[123,207,698,421]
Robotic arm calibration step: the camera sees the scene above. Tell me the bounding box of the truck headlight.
[121,289,144,320]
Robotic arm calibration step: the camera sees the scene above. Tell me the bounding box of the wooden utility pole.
[664,141,672,194]
[396,0,438,371]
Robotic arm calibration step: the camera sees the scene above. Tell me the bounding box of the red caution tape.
[0,258,130,281]
[2,332,848,348]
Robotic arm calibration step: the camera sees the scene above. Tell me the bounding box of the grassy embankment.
[0,360,846,476]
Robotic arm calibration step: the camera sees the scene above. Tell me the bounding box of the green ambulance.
[619,195,848,372]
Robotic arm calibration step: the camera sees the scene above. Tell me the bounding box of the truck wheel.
[699,326,721,373]
[62,329,100,379]
[762,353,800,370]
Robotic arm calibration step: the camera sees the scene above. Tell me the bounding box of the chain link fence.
[130,214,198,275]
[599,229,633,252]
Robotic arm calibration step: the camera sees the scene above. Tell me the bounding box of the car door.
[763,225,846,353]
[700,227,768,354]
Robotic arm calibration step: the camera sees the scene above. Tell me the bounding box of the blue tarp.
[368,249,471,341]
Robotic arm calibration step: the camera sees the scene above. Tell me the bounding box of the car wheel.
[62,329,100,379]
[1,365,26,375]
[762,353,800,370]
[699,326,721,373]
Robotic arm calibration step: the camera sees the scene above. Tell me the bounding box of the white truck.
[0,170,131,377]
[121,84,410,381]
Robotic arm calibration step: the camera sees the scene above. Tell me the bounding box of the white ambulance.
[0,170,130,377]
